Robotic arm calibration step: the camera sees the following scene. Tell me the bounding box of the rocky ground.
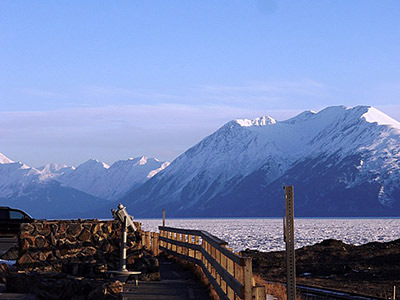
[242,239,400,299]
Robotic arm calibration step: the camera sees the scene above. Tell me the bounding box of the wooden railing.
[141,231,160,256]
[147,226,266,300]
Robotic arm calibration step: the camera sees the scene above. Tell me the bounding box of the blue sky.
[1,1,400,166]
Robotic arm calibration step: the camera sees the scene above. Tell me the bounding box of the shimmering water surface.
[137,218,400,252]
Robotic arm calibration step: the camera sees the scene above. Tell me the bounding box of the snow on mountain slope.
[0,153,13,164]
[121,105,400,217]
[0,152,169,218]
[37,163,75,180]
[0,161,40,198]
[57,157,169,200]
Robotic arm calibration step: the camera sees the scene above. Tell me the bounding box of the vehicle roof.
[0,207,33,218]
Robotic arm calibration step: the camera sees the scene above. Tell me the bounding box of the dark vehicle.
[0,206,33,236]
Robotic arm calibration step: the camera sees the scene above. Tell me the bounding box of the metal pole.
[120,216,127,271]
[162,209,165,227]
[284,186,296,300]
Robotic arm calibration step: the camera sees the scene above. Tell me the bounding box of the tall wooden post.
[284,185,296,300]
[162,209,165,227]
[242,257,253,300]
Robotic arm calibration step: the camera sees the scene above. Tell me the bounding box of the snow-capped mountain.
[0,153,13,164]
[120,105,400,217]
[0,153,169,218]
[57,157,170,200]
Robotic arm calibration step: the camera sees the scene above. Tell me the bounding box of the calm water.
[137,218,400,252]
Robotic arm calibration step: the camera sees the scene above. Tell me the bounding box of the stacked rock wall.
[17,219,142,274]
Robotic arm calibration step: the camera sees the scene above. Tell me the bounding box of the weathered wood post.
[154,232,159,256]
[242,256,253,300]
[150,232,155,254]
[162,209,165,227]
[195,235,200,260]
[227,254,235,299]
[252,285,266,300]
[141,231,145,249]
[146,231,151,249]
[284,185,296,300]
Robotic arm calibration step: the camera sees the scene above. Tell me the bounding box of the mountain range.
[2,105,400,218]
[0,155,168,218]
[120,105,400,217]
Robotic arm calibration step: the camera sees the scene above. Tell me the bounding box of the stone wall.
[16,219,142,274]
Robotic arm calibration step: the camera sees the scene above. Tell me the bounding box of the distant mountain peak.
[0,153,14,164]
[283,110,316,124]
[38,163,75,173]
[139,156,148,165]
[236,115,277,127]
[78,159,110,170]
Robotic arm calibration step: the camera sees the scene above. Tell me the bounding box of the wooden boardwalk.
[121,256,211,300]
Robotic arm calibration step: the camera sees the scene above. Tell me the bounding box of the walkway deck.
[121,256,212,300]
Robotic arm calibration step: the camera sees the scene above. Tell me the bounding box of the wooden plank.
[159,226,203,236]
[200,231,228,248]
[159,237,201,252]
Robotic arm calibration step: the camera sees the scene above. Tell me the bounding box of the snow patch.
[0,153,14,164]
[236,115,277,127]
[363,107,400,129]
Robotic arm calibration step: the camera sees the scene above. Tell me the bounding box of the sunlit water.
[137,218,400,252]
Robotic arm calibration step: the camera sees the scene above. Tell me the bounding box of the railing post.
[151,232,155,254]
[242,257,252,300]
[195,235,200,260]
[154,232,159,256]
[145,231,150,249]
[173,232,177,252]
[252,285,266,300]
[141,231,145,248]
[188,234,193,257]
[227,254,235,300]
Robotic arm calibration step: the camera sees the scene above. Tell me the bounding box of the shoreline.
[242,238,400,299]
